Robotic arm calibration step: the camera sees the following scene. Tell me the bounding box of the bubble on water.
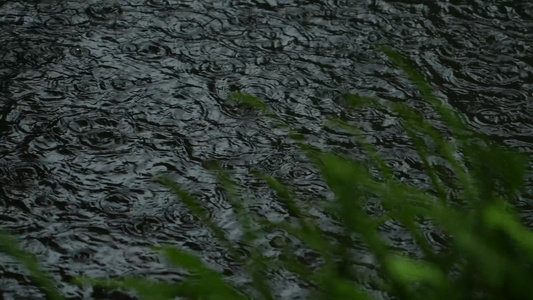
[69,46,90,58]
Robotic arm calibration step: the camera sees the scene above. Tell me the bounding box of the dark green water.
[0,0,532,298]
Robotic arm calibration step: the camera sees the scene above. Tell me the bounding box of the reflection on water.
[0,0,532,298]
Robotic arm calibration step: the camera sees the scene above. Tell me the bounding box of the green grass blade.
[228,92,267,112]
[394,103,478,201]
[379,46,466,136]
[74,277,183,300]
[325,117,395,181]
[213,168,274,300]
[154,246,248,300]
[0,230,65,300]
[379,47,480,202]
[483,202,533,259]
[156,176,236,254]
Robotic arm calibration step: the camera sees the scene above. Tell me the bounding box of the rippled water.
[0,0,532,298]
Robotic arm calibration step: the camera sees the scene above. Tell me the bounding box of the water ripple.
[136,41,171,60]
[98,192,133,217]
[121,215,164,238]
[86,3,123,25]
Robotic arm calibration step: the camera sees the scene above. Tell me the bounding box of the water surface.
[0,0,532,298]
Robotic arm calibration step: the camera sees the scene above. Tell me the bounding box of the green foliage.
[1,48,531,299]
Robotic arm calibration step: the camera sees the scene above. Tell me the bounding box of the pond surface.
[0,0,532,298]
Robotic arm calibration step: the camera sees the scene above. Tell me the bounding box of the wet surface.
[0,0,532,298]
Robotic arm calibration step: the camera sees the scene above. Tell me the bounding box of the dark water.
[0,0,532,298]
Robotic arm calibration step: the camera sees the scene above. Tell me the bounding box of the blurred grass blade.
[212,167,274,300]
[314,271,377,300]
[254,174,339,276]
[378,46,480,201]
[156,176,236,253]
[325,117,394,181]
[255,173,304,218]
[385,256,450,292]
[344,93,381,109]
[392,99,478,202]
[154,246,248,300]
[307,151,394,268]
[379,46,466,135]
[426,204,514,286]
[483,202,533,257]
[229,92,267,112]
[74,277,181,300]
[468,143,528,199]
[0,230,65,300]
